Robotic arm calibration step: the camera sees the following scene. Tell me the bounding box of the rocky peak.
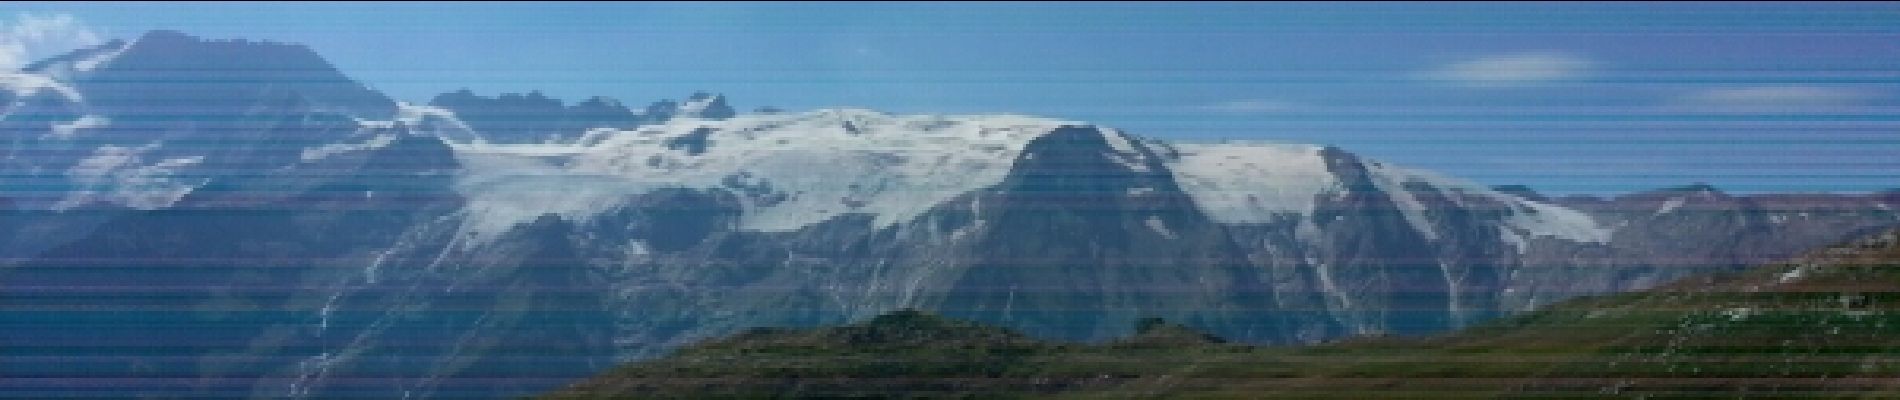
[642,99,679,121]
[1491,184,1551,203]
[20,39,128,77]
[678,91,736,120]
[74,30,396,119]
[428,89,641,143]
[1005,125,1159,194]
[1627,183,1728,200]
[1614,183,1744,216]
[633,92,737,124]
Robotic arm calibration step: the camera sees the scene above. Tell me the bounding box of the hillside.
[547,229,1900,398]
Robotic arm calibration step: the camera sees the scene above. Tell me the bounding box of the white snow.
[1133,139,1608,251]
[678,95,722,117]
[71,44,127,72]
[1309,259,1358,327]
[1100,127,1139,155]
[1506,199,1613,244]
[1366,163,1442,241]
[1145,216,1177,239]
[1777,265,1810,284]
[1164,142,1340,223]
[1371,162,1611,249]
[28,39,131,79]
[318,292,342,331]
[0,73,83,102]
[449,109,1080,244]
[55,143,207,210]
[1498,226,1528,252]
[434,106,1610,250]
[356,103,484,144]
[1656,197,1686,215]
[48,115,107,138]
[1096,128,1151,172]
[301,134,397,162]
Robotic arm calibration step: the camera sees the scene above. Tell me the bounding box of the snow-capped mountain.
[3,31,1897,398]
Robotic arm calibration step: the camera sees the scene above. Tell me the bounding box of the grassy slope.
[546,231,1900,399]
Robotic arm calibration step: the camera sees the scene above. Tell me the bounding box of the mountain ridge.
[3,30,1898,399]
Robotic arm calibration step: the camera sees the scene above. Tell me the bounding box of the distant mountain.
[2,31,1897,399]
[426,89,736,144]
[427,89,638,144]
[546,228,1900,398]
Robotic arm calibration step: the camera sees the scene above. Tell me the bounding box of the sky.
[2,2,1899,195]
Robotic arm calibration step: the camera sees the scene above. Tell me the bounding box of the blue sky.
[3,2,1899,195]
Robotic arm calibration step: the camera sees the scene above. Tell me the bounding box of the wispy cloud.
[1668,86,1878,112]
[0,13,104,71]
[1418,52,1593,87]
[1197,99,1303,114]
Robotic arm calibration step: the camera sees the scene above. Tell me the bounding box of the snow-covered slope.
[1369,161,1612,246]
[450,109,1085,242]
[1164,142,1341,221]
[1163,141,1606,249]
[0,30,405,211]
[443,108,1614,251]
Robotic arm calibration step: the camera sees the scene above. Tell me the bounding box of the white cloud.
[1198,99,1302,114]
[0,13,104,71]
[1419,52,1593,87]
[1669,86,1877,112]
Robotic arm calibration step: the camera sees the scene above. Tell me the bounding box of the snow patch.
[1100,127,1138,154]
[1105,151,1150,172]
[1365,163,1441,241]
[71,43,127,72]
[1169,141,1606,248]
[1508,200,1612,243]
[678,94,723,117]
[1656,197,1686,215]
[357,103,484,144]
[301,134,397,162]
[1378,163,1611,248]
[1165,142,1339,223]
[56,143,207,209]
[28,39,131,79]
[1778,264,1810,284]
[0,73,83,102]
[1145,216,1177,239]
[1498,226,1527,252]
[318,292,342,331]
[47,114,106,138]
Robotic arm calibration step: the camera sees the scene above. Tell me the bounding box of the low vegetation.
[547,232,1900,399]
